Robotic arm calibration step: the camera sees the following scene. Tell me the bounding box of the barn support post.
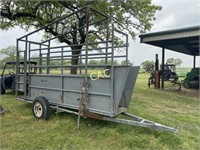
[161,47,165,89]
[193,55,196,68]
[155,54,160,88]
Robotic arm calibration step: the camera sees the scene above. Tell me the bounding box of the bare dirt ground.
[180,88,199,99]
[165,84,199,99]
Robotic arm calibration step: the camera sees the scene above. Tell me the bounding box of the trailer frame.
[16,5,177,132]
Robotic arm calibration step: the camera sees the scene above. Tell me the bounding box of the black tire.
[32,96,50,120]
[0,84,5,94]
[183,82,191,88]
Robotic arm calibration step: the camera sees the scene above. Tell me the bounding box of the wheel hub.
[34,102,43,117]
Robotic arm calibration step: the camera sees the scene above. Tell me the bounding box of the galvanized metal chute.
[15,5,178,132]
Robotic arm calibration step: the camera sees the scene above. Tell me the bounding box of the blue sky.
[0,0,199,67]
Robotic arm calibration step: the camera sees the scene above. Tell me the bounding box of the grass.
[0,73,199,150]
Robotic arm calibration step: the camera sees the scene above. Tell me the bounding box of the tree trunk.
[70,46,81,74]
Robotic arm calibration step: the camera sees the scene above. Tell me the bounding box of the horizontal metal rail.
[18,64,112,68]
[114,29,128,36]
[29,86,111,97]
[28,41,112,51]
[18,39,48,46]
[29,52,113,59]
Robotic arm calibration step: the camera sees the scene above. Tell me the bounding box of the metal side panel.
[29,75,62,89]
[88,94,112,115]
[63,77,83,91]
[119,66,140,108]
[29,75,113,116]
[18,75,24,91]
[113,66,130,110]
[30,88,62,103]
[88,78,111,95]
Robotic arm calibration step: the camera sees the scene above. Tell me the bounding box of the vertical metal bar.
[105,19,109,65]
[47,41,50,74]
[28,42,31,97]
[15,39,19,97]
[161,48,165,89]
[24,37,28,97]
[39,44,42,74]
[61,47,64,103]
[193,55,196,68]
[111,23,114,114]
[79,49,82,75]
[61,47,64,75]
[85,5,89,80]
[126,34,128,65]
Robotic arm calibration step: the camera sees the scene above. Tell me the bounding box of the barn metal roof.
[139,26,200,56]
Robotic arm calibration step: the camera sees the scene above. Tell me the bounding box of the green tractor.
[183,68,199,89]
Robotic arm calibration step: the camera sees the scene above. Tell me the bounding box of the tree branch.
[44,27,72,45]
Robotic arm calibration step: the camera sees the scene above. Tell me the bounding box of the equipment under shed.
[139,25,200,89]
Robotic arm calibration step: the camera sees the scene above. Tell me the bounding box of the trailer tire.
[32,96,50,120]
[0,84,5,94]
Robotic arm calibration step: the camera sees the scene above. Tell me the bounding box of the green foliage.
[0,46,17,68]
[0,0,161,41]
[89,59,119,65]
[0,73,199,149]
[166,58,183,66]
[0,0,161,73]
[140,60,154,72]
[121,60,133,65]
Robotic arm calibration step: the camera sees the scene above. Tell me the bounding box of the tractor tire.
[183,81,192,89]
[32,96,50,120]
[0,84,5,94]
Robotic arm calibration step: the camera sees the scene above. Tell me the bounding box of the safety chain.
[77,80,90,128]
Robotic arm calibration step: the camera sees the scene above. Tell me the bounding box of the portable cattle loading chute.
[16,6,177,132]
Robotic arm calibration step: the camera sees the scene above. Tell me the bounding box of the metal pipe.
[193,55,196,68]
[161,48,165,89]
[29,40,112,51]
[29,85,111,96]
[28,42,31,97]
[39,44,42,74]
[47,41,50,74]
[85,5,90,80]
[23,36,28,97]
[114,29,128,36]
[111,23,114,114]
[126,34,128,65]
[18,64,112,68]
[89,6,108,18]
[18,39,48,46]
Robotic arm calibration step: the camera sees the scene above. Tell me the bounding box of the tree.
[89,60,98,65]
[0,46,17,68]
[140,60,154,72]
[0,0,161,74]
[166,58,183,66]
[121,60,133,66]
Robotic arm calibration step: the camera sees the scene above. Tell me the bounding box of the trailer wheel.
[32,97,50,120]
[0,84,5,94]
